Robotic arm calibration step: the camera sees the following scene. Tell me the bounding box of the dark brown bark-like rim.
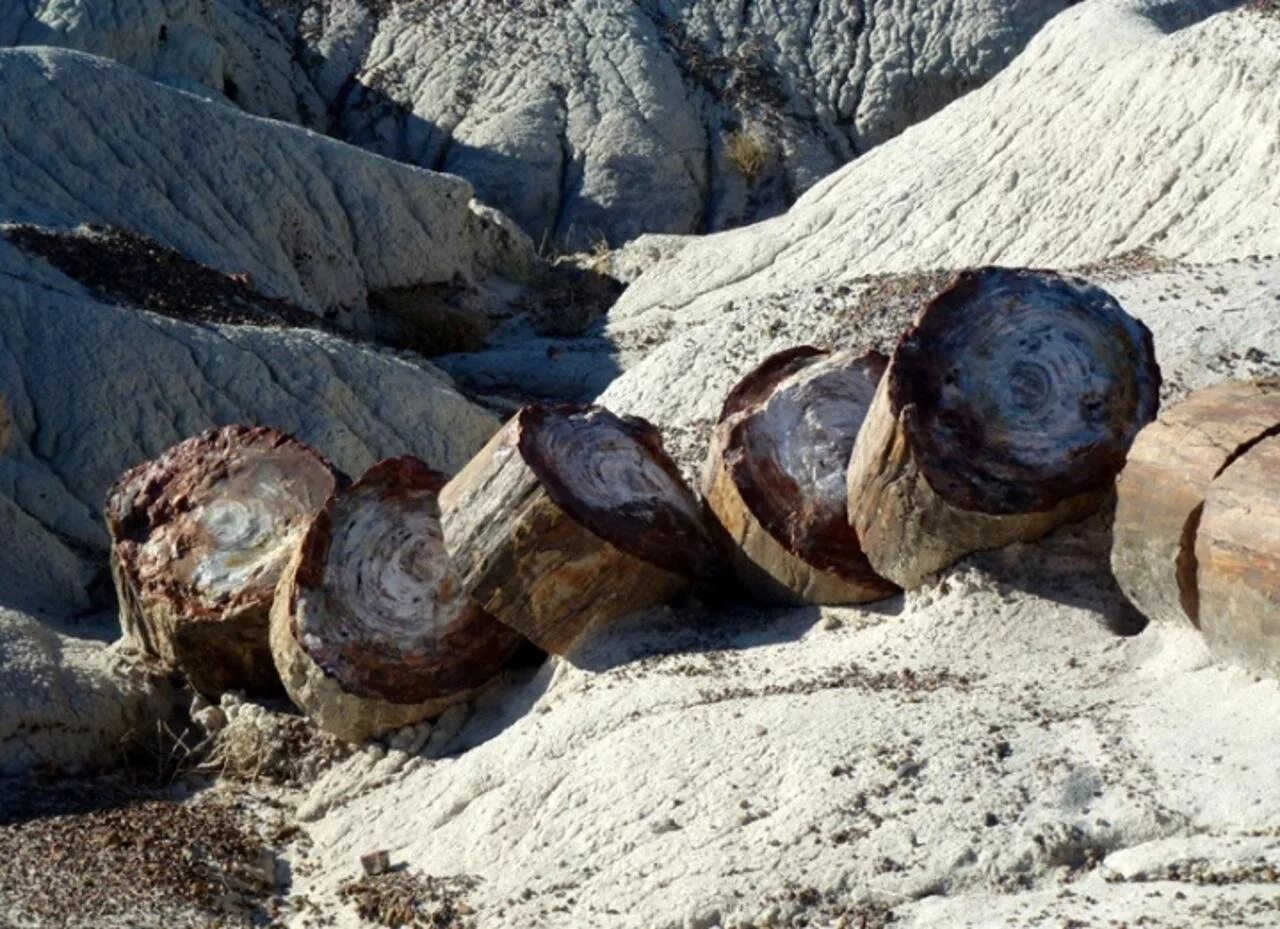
[286,456,521,704]
[721,347,893,583]
[891,267,1160,515]
[517,404,716,579]
[105,424,343,621]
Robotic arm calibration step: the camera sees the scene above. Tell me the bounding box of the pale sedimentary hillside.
[0,0,1075,247]
[610,0,1280,331]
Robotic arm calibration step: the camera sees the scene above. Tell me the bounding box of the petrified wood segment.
[105,425,341,697]
[1112,380,1280,627]
[847,268,1160,589]
[703,346,898,604]
[1196,436,1280,677]
[440,404,716,655]
[271,458,520,742]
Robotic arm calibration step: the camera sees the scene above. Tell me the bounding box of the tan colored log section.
[105,425,341,697]
[703,346,898,604]
[1112,380,1280,627]
[847,267,1160,589]
[271,457,520,742]
[440,404,716,655]
[1196,436,1280,677]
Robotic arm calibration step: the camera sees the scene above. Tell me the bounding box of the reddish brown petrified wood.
[439,404,716,655]
[1112,380,1280,627]
[271,457,521,742]
[703,346,898,604]
[105,425,342,697]
[1195,436,1280,677]
[847,267,1160,589]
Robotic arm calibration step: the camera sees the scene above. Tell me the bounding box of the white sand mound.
[0,46,533,338]
[0,607,180,776]
[611,0,1280,331]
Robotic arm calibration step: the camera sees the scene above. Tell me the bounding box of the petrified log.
[847,267,1160,589]
[1196,436,1280,676]
[271,457,521,742]
[105,425,341,697]
[702,346,898,604]
[1112,380,1280,627]
[440,404,716,654]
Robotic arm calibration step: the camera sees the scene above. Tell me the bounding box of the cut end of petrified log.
[892,267,1160,515]
[1112,379,1280,628]
[705,346,897,604]
[105,425,342,696]
[1195,435,1280,677]
[273,457,521,740]
[517,404,717,580]
[440,404,716,655]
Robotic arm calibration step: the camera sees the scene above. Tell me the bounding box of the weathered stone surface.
[1,0,1074,248]
[847,268,1160,589]
[1112,380,1280,628]
[0,47,533,342]
[440,405,716,654]
[703,347,896,605]
[1195,436,1280,677]
[272,457,521,743]
[105,426,342,698]
[0,607,181,776]
[611,0,1279,328]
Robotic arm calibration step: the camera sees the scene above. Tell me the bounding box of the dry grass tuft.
[725,127,773,184]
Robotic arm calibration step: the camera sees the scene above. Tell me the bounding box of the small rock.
[360,850,391,876]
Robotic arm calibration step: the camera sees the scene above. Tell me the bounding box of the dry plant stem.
[703,346,897,605]
[105,425,342,698]
[847,267,1160,589]
[272,457,521,743]
[440,405,716,655]
[1111,379,1280,627]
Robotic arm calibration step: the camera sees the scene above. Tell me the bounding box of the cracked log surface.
[440,405,716,655]
[106,425,342,698]
[847,268,1160,589]
[271,457,521,743]
[1196,435,1280,678]
[1112,380,1280,628]
[703,346,897,605]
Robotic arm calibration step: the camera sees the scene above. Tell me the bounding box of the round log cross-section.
[703,346,898,604]
[440,404,716,655]
[271,457,521,743]
[105,425,342,697]
[847,268,1160,589]
[1112,380,1280,628]
[1195,436,1280,677]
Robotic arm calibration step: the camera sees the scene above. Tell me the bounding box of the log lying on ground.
[272,458,521,742]
[1195,436,1280,677]
[847,268,1160,589]
[1112,380,1280,627]
[440,404,716,654]
[702,346,898,604]
[106,425,342,697]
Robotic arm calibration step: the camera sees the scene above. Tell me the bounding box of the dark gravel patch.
[0,776,281,928]
[5,223,325,330]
